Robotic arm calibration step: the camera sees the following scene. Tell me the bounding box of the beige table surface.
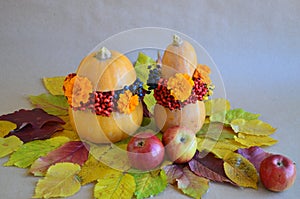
[0,1,299,198]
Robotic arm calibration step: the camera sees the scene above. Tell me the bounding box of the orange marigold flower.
[167,73,194,102]
[193,64,212,84]
[63,75,93,107]
[117,90,139,114]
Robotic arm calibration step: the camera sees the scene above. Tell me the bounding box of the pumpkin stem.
[95,47,112,60]
[172,34,183,46]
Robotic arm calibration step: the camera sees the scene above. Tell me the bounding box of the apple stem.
[137,140,145,147]
[180,137,186,143]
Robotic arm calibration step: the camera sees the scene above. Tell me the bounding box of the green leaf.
[33,162,81,198]
[42,76,65,96]
[0,136,23,158]
[0,121,17,137]
[94,169,136,199]
[4,136,69,168]
[143,90,156,114]
[133,170,168,199]
[204,98,230,116]
[223,152,258,189]
[134,52,156,89]
[225,108,260,123]
[230,119,276,135]
[177,167,209,199]
[197,123,235,141]
[29,93,69,116]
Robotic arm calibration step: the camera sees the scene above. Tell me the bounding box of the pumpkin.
[69,47,143,143]
[161,34,197,79]
[154,35,206,133]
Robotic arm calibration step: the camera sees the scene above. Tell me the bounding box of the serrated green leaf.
[33,162,81,198]
[205,98,230,116]
[29,93,69,116]
[225,109,260,123]
[133,170,167,199]
[0,121,17,138]
[143,90,156,114]
[230,119,276,135]
[4,136,69,168]
[223,152,258,189]
[177,167,209,199]
[0,136,23,158]
[42,76,65,96]
[94,169,135,199]
[134,52,156,90]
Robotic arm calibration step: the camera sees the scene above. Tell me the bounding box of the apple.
[260,154,296,192]
[162,126,197,164]
[127,131,165,171]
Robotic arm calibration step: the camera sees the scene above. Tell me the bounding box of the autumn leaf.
[188,151,234,185]
[57,115,74,131]
[94,169,136,199]
[133,170,168,199]
[197,123,235,141]
[176,167,209,199]
[0,136,23,158]
[33,162,81,198]
[237,146,272,171]
[230,119,276,135]
[210,108,260,124]
[29,93,69,116]
[52,129,80,141]
[90,142,131,171]
[143,90,156,115]
[0,108,65,130]
[163,164,184,184]
[4,136,69,168]
[204,98,230,116]
[0,121,16,137]
[78,154,111,185]
[42,76,65,96]
[223,152,258,189]
[29,141,89,176]
[234,133,277,147]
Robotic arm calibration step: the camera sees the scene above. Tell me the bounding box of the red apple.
[162,126,197,164]
[260,154,296,192]
[127,131,165,171]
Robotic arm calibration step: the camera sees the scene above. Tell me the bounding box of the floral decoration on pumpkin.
[167,73,194,102]
[193,64,211,85]
[63,73,93,108]
[63,73,143,116]
[117,90,139,114]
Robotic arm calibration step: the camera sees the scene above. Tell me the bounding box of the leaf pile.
[0,68,279,198]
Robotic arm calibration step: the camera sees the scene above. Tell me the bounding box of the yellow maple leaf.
[234,133,277,147]
[42,76,65,96]
[0,136,23,158]
[33,162,81,198]
[0,121,16,137]
[223,152,258,189]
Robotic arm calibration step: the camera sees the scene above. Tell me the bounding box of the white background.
[0,1,299,198]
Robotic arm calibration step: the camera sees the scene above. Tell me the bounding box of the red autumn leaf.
[5,123,63,143]
[188,151,235,185]
[163,164,184,184]
[29,141,89,176]
[0,108,65,130]
[1,108,65,143]
[237,146,272,171]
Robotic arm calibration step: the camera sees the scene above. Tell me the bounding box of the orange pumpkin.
[155,35,206,133]
[161,34,197,79]
[69,47,143,143]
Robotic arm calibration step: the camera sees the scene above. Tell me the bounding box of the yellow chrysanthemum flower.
[167,73,194,102]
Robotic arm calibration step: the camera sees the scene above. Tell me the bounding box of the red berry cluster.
[72,91,114,117]
[154,77,208,110]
